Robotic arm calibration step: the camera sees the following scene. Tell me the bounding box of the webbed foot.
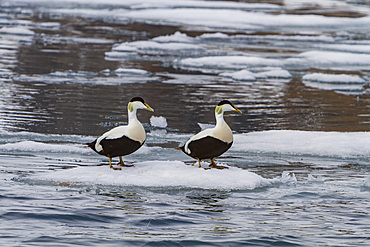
[208,159,229,169]
[118,156,134,167]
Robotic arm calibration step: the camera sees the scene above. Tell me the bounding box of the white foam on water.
[30,161,274,190]
[232,130,370,158]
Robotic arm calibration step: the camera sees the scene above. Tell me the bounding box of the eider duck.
[176,100,241,169]
[85,97,154,170]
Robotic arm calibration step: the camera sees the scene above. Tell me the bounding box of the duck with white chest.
[176,100,242,169]
[85,97,154,170]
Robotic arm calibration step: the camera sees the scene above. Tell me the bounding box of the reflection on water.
[1,2,370,247]
[0,6,369,134]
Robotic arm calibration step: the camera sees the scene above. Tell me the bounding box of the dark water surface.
[0,0,369,246]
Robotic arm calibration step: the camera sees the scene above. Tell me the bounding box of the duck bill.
[144,103,154,112]
[232,104,242,113]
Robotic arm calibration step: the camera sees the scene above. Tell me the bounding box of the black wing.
[99,135,143,157]
[187,136,232,160]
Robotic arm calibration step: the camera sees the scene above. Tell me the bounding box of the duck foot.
[204,165,229,170]
[117,162,134,167]
[117,156,134,167]
[110,166,122,170]
[108,157,122,170]
[208,159,229,169]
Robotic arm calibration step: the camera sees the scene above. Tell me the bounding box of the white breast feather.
[95,123,145,152]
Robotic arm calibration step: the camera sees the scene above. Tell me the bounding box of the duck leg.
[118,156,134,167]
[198,158,202,168]
[109,157,122,170]
[209,158,228,169]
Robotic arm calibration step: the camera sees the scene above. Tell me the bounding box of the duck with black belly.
[176,100,242,169]
[85,97,154,170]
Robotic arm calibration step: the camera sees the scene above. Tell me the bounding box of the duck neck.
[128,108,140,126]
[215,111,226,127]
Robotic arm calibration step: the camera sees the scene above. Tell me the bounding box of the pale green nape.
[215,105,222,115]
[128,102,134,112]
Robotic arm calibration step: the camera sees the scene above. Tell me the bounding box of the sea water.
[0,0,369,246]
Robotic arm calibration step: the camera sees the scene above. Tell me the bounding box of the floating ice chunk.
[257,69,292,79]
[362,177,370,190]
[112,43,138,52]
[315,44,370,54]
[150,116,168,128]
[38,22,61,29]
[307,174,325,183]
[287,51,370,68]
[179,56,282,72]
[278,171,297,186]
[302,73,365,84]
[220,68,292,81]
[114,68,149,75]
[107,38,204,60]
[0,27,34,36]
[302,73,366,95]
[100,69,111,75]
[303,81,364,95]
[221,70,256,81]
[31,161,272,190]
[152,31,194,43]
[198,32,229,39]
[112,40,202,52]
[234,34,335,43]
[0,141,90,154]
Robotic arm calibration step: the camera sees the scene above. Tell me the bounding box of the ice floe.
[119,8,370,31]
[302,73,367,94]
[232,130,370,158]
[114,68,150,76]
[0,140,90,154]
[220,68,292,82]
[30,161,274,190]
[0,27,34,36]
[105,32,205,61]
[303,73,365,84]
[287,51,370,68]
[315,44,370,54]
[178,56,282,72]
